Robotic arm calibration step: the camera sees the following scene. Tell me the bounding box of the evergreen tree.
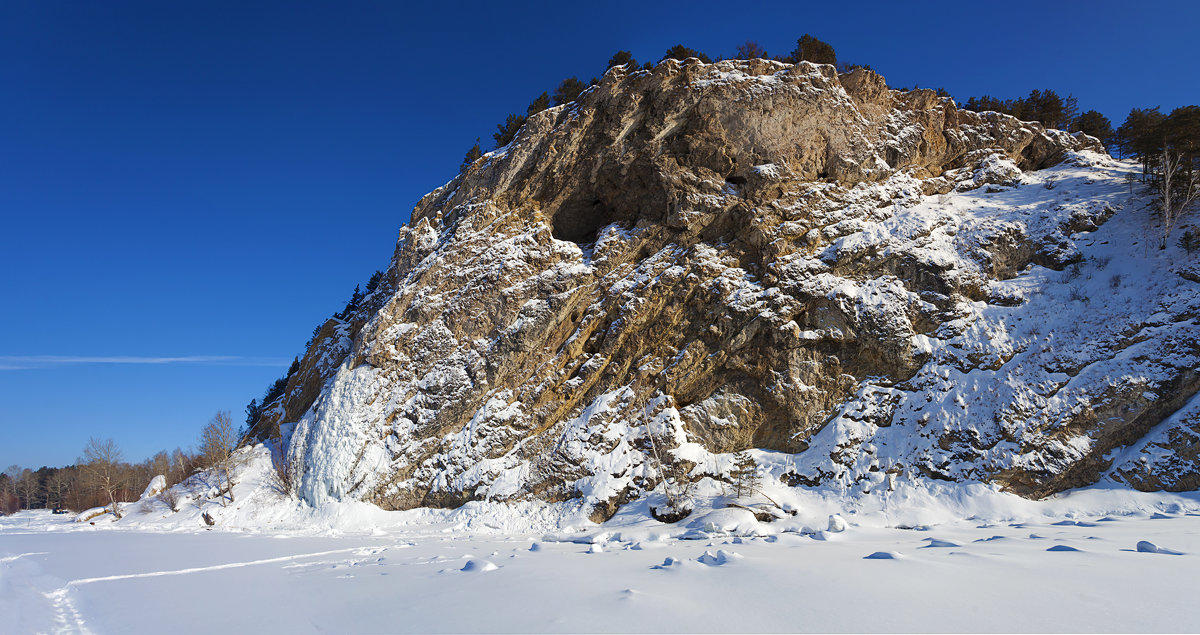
[1063,94,1079,129]
[790,34,836,65]
[606,50,637,69]
[245,398,261,428]
[836,62,873,73]
[1072,110,1114,145]
[338,284,363,319]
[263,376,288,405]
[661,44,712,64]
[365,269,384,294]
[964,95,1008,114]
[964,89,1076,130]
[1024,89,1067,128]
[1116,107,1166,174]
[1165,105,1200,168]
[526,92,550,117]
[729,450,760,499]
[553,77,586,106]
[459,138,482,174]
[493,113,526,148]
[287,357,300,377]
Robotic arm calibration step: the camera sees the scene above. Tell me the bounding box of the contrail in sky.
[0,355,289,369]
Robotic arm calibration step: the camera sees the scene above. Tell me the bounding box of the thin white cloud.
[0,355,288,369]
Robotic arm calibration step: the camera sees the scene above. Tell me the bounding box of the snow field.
[4,507,1200,633]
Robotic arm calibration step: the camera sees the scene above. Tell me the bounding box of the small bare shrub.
[157,488,181,512]
[269,451,296,497]
[1109,274,1123,289]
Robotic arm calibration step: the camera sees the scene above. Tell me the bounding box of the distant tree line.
[963,90,1081,131]
[0,411,245,517]
[1,441,198,515]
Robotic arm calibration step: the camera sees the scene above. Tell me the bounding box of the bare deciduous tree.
[639,395,694,521]
[1157,146,1200,248]
[735,40,768,60]
[47,470,73,510]
[199,411,238,506]
[170,447,191,485]
[81,437,127,518]
[17,469,40,510]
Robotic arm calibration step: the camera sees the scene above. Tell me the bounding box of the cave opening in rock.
[552,197,614,244]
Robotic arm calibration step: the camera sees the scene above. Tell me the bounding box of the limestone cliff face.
[263,59,1200,518]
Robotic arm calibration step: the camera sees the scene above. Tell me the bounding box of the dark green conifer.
[790,34,836,65]
[606,50,637,69]
[459,139,482,173]
[553,77,586,106]
[493,113,526,148]
[526,92,550,117]
[661,44,712,64]
[1073,110,1114,145]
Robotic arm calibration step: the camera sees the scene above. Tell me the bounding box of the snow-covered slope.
[66,443,1200,537]
[244,58,1198,521]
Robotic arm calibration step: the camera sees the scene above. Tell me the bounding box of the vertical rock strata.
[262,59,1199,518]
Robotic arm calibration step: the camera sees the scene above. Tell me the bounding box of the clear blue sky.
[1,0,1196,469]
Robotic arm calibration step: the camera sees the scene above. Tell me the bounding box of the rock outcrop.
[256,59,1199,519]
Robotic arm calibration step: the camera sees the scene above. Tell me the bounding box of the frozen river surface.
[4,507,1200,634]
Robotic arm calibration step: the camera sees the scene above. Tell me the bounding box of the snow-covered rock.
[242,58,1194,520]
[140,475,167,500]
[828,514,848,532]
[73,507,109,523]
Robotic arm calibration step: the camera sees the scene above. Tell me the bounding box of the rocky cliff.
[255,58,1200,520]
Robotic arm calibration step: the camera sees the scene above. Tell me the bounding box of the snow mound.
[1136,540,1183,555]
[460,559,498,572]
[696,549,743,566]
[687,508,762,535]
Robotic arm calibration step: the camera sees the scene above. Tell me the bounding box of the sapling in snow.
[729,450,761,500]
